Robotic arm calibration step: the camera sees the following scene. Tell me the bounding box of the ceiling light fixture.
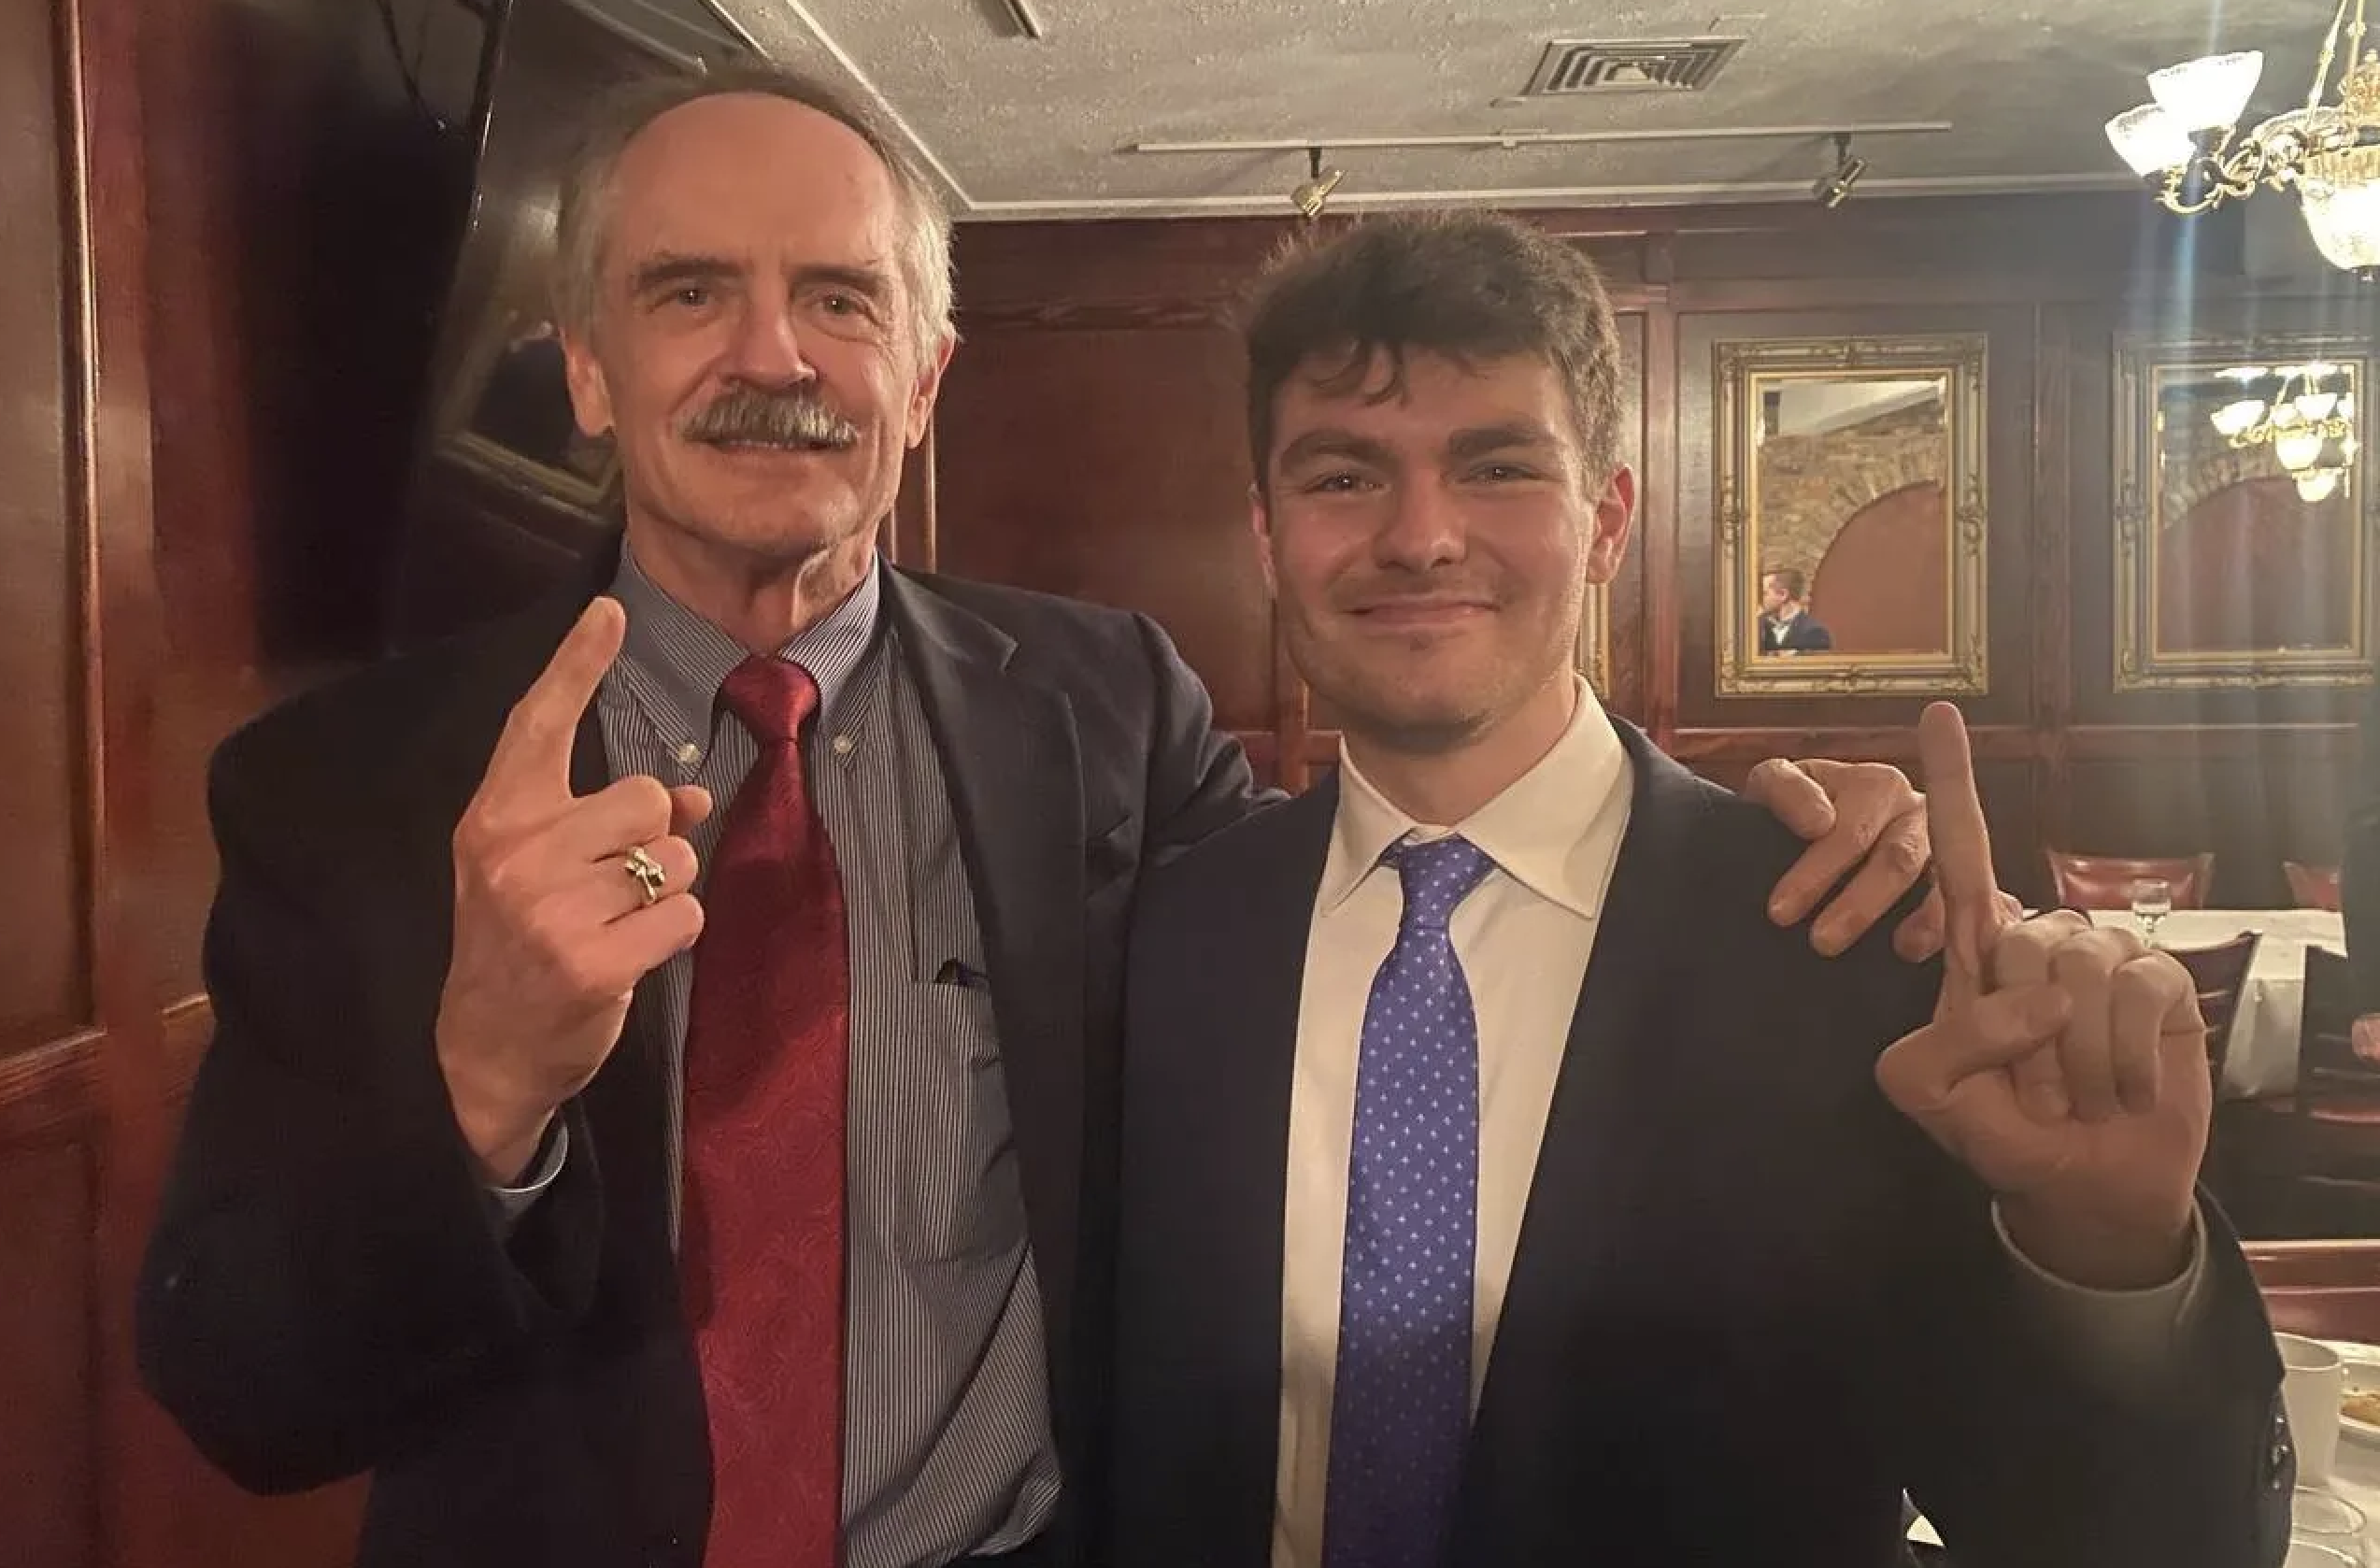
[1812,132,1866,207]
[1291,147,1345,220]
[1133,120,1952,157]
[993,0,1046,40]
[2104,0,2380,277]
[2203,362,2360,502]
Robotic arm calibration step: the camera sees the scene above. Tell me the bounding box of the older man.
[137,66,1945,1568]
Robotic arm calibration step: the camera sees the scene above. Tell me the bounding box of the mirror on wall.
[2113,336,2373,691]
[1712,334,1989,696]
[411,0,749,543]
[441,228,623,520]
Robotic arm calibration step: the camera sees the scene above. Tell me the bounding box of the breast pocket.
[1085,811,1139,892]
[866,980,1025,1265]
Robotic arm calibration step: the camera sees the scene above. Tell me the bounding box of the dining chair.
[2043,848,2215,911]
[2170,931,2259,1084]
[2286,860,2343,912]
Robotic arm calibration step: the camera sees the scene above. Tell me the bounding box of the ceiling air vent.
[1523,36,1746,94]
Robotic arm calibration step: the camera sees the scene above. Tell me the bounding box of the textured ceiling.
[584,0,2342,221]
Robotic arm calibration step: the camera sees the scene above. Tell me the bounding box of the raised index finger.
[484,596,626,805]
[1918,701,2003,992]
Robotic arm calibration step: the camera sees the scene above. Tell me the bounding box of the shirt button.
[674,742,701,767]
[832,734,854,757]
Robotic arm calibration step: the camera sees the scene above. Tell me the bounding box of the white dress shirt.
[1271,676,2205,1568]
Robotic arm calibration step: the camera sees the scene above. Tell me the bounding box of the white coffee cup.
[2279,1333,2348,1486]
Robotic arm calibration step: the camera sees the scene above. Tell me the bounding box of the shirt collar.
[1318,673,1632,920]
[607,539,883,739]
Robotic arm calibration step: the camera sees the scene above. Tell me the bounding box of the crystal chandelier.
[2204,363,2359,502]
[2104,0,2380,277]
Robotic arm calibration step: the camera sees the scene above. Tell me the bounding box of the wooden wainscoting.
[1,0,475,1562]
[2250,1240,2380,1342]
[890,201,2369,906]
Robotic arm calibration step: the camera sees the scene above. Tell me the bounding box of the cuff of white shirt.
[1992,1200,2209,1383]
[486,1119,570,1231]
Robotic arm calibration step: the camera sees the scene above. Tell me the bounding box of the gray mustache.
[679,387,861,450]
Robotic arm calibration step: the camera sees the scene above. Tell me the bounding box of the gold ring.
[622,845,667,906]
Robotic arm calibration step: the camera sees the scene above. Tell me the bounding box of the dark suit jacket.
[1760,610,1835,652]
[135,545,1261,1568]
[2344,680,2380,1010]
[1111,722,2291,1568]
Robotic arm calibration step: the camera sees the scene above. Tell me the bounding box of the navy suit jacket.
[2344,681,2380,1010]
[135,540,1263,1568]
[1110,721,2290,1568]
[1760,611,1836,652]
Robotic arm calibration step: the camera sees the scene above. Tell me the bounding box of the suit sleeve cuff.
[1992,1199,2209,1382]
[485,1119,570,1232]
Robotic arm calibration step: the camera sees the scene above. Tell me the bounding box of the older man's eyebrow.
[791,262,893,301]
[625,251,741,297]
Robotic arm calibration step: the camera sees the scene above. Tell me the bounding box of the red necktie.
[678,654,848,1568]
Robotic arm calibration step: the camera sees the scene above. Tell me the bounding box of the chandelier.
[2104,0,2380,277]
[2204,363,2359,502]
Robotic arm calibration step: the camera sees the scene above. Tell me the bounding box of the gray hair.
[549,63,955,368]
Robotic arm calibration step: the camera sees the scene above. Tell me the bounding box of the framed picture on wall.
[1710,333,1990,697]
[2112,334,2373,691]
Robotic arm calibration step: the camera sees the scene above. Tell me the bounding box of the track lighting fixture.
[1290,147,1345,220]
[1813,132,1867,207]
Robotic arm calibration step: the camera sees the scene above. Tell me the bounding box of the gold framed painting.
[2112,335,2371,691]
[1713,334,1989,696]
[1576,310,1644,695]
[1578,579,1609,693]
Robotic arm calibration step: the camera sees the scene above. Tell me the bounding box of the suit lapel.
[1223,782,1337,1559]
[402,541,679,1295]
[881,572,1090,1376]
[1457,727,1713,1547]
[568,702,681,1281]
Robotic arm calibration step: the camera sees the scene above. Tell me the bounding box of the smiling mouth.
[700,435,852,455]
[701,430,849,449]
[1353,600,1490,624]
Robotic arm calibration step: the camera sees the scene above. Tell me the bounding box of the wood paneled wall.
[9,20,2370,1559]
[1,0,479,1564]
[924,196,2375,909]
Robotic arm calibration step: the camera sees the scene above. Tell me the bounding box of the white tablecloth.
[2088,908,2344,1099]
[2313,1426,2380,1559]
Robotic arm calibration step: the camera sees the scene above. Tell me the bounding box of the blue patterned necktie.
[1321,834,1496,1568]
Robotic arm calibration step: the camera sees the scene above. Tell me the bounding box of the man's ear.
[1248,483,1278,599]
[561,325,616,439]
[1583,463,1636,586]
[905,331,957,449]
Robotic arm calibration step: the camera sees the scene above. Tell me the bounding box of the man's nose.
[722,299,817,385]
[1373,479,1466,571]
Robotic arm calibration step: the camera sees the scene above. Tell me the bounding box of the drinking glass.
[2130,877,2173,945]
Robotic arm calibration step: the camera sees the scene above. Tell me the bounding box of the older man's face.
[562,93,948,572]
